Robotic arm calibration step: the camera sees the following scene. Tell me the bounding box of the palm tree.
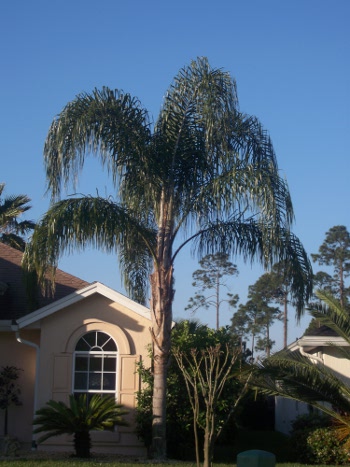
[33,394,128,458]
[0,183,35,251]
[24,57,312,458]
[252,290,350,445]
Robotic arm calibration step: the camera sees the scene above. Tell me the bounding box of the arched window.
[73,331,118,400]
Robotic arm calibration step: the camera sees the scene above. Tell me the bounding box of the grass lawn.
[0,462,344,467]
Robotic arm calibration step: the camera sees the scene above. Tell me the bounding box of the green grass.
[0,462,345,467]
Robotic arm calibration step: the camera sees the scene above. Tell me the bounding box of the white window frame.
[73,331,118,400]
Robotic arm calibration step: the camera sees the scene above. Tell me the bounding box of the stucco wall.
[0,330,39,444]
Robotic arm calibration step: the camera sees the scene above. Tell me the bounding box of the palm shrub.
[33,394,128,458]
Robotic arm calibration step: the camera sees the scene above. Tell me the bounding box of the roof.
[16,281,151,329]
[0,243,89,319]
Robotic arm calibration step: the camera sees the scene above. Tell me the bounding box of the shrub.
[307,427,349,465]
[289,413,349,464]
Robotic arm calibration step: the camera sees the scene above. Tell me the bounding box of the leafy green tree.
[33,394,127,458]
[0,366,22,436]
[185,252,239,329]
[0,183,35,251]
[251,290,350,448]
[24,58,312,458]
[312,225,350,307]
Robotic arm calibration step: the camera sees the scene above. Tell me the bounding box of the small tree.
[0,366,22,436]
[33,394,128,458]
[173,343,250,467]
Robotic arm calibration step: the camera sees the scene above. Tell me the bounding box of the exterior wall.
[322,347,350,384]
[35,293,151,455]
[0,330,39,446]
[275,397,310,434]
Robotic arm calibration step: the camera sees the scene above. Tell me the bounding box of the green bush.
[306,427,348,465]
[289,413,349,464]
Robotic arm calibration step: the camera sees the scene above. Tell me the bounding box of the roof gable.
[16,281,151,329]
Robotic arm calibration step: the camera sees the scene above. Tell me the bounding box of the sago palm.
[0,183,35,251]
[24,57,312,458]
[252,290,350,445]
[33,394,127,458]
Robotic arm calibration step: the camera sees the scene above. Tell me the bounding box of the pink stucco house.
[0,243,151,455]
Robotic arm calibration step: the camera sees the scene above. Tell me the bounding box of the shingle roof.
[0,243,90,319]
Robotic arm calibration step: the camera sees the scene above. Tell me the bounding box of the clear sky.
[1,0,349,349]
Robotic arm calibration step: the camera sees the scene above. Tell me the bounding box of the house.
[0,242,151,455]
[275,326,350,435]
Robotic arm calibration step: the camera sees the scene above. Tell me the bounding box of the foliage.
[24,57,313,458]
[289,413,348,464]
[33,394,128,458]
[231,273,282,358]
[311,225,350,307]
[185,252,239,329]
[0,183,35,251]
[0,366,22,436]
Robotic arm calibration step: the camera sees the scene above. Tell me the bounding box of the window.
[73,331,118,400]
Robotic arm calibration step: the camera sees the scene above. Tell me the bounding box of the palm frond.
[44,87,151,201]
[23,196,155,302]
[308,290,350,343]
[191,219,312,314]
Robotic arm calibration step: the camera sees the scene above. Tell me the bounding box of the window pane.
[104,357,116,372]
[75,356,88,371]
[90,356,102,371]
[89,373,102,390]
[103,374,116,390]
[84,332,96,347]
[103,339,117,351]
[97,332,109,347]
[74,373,87,390]
[76,339,90,351]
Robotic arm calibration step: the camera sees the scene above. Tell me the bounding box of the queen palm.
[24,57,312,458]
[0,183,35,251]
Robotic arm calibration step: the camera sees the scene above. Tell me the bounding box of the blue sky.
[1,0,349,349]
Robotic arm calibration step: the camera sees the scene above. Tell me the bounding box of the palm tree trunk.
[283,295,288,348]
[74,431,91,458]
[149,263,174,459]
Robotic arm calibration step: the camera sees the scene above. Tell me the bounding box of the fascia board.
[297,335,349,349]
[16,282,151,329]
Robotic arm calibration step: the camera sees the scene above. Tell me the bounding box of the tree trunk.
[149,264,174,459]
[74,431,91,458]
[283,295,288,348]
[203,412,215,467]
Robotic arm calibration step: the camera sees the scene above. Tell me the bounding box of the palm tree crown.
[24,57,312,458]
[0,183,35,251]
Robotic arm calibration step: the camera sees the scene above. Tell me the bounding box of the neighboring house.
[0,243,151,455]
[275,326,350,434]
